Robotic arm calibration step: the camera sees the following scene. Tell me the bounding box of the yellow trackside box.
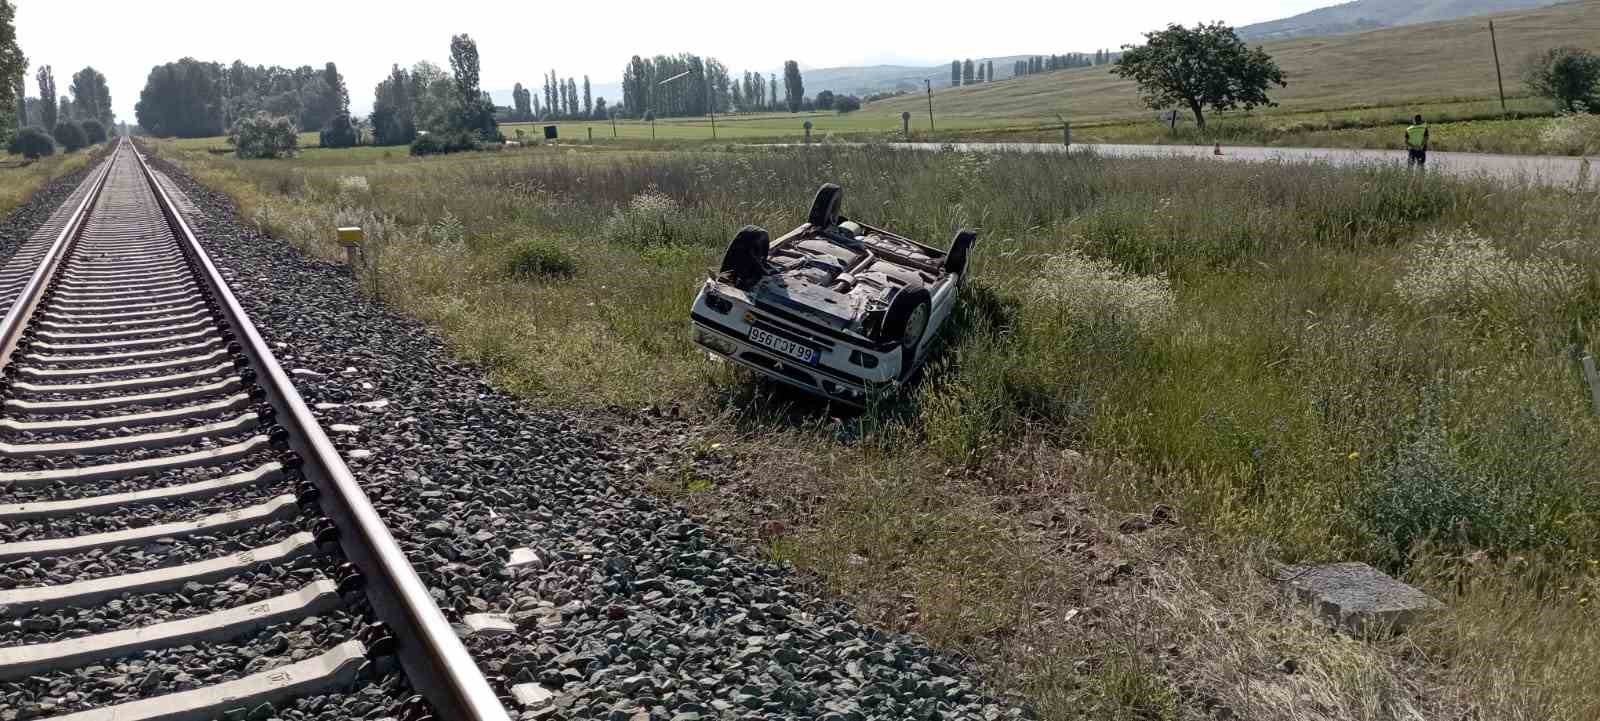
[337,227,364,245]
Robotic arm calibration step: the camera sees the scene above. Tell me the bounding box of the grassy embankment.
[150,138,1600,720]
[0,149,96,218]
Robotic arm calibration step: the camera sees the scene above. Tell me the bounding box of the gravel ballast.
[141,148,1029,720]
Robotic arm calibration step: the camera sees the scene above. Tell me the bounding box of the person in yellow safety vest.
[1405,114,1430,168]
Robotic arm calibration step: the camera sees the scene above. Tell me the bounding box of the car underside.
[689,183,976,406]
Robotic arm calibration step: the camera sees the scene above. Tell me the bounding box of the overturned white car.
[689,183,976,406]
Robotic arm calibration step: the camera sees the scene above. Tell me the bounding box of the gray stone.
[463,613,518,637]
[1277,562,1441,632]
[511,682,557,708]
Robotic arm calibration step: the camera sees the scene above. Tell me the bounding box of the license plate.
[749,327,817,364]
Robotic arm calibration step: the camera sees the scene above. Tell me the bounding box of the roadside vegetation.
[0,146,93,217]
[151,137,1600,720]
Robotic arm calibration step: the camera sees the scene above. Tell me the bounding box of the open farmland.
[148,137,1600,720]
[870,0,1600,125]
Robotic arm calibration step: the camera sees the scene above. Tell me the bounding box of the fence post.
[1063,121,1071,148]
[902,111,911,139]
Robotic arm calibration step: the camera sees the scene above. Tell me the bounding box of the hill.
[1239,0,1571,40]
[800,57,1035,97]
[869,0,1600,124]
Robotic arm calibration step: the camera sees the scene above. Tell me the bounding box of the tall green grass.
[154,139,1600,717]
[159,141,1600,567]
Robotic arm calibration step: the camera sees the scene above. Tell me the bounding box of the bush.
[503,238,578,279]
[53,122,87,152]
[409,131,478,156]
[835,95,862,113]
[79,120,108,145]
[1523,47,1600,113]
[320,112,359,149]
[230,112,299,159]
[7,127,55,159]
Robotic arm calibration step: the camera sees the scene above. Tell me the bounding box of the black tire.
[942,228,977,278]
[877,281,932,347]
[808,183,843,229]
[719,225,770,289]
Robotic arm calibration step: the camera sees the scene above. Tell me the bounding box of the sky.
[13,0,1333,122]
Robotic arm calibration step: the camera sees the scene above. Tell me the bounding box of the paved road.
[836,142,1599,189]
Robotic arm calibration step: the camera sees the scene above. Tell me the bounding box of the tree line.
[2,0,115,158]
[133,59,349,140]
[617,54,831,118]
[507,72,604,122]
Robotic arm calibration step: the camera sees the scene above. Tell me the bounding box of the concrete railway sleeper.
[0,140,510,720]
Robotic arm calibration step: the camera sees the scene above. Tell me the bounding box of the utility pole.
[924,79,935,133]
[1489,20,1507,113]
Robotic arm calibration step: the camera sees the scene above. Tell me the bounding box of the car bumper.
[690,292,898,406]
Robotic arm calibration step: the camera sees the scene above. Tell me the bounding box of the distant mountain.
[1239,0,1570,40]
[800,56,1040,97]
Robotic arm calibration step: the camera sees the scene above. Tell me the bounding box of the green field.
[0,147,98,218]
[149,135,1600,721]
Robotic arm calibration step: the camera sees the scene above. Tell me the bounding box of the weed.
[502,238,578,280]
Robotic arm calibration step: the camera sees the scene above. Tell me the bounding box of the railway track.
[0,140,510,721]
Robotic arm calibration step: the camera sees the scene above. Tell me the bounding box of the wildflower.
[1030,250,1177,329]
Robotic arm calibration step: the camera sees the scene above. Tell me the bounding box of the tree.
[70,67,113,128]
[7,126,51,158]
[835,95,861,113]
[769,72,778,112]
[582,75,592,117]
[0,0,22,142]
[230,111,297,158]
[977,63,986,82]
[962,59,975,85]
[1524,47,1600,113]
[410,61,456,133]
[951,60,961,87]
[135,59,224,138]
[987,60,994,82]
[79,118,106,144]
[1112,22,1285,129]
[320,110,358,148]
[53,120,86,151]
[449,34,496,136]
[593,96,607,119]
[815,89,835,110]
[36,64,55,129]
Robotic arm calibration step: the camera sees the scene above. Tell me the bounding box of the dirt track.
[875,142,1599,188]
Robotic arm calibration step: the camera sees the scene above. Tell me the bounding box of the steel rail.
[0,139,119,371]
[127,144,511,721]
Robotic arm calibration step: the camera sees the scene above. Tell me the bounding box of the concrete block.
[462,613,517,637]
[511,682,556,708]
[1278,562,1441,633]
[507,547,545,570]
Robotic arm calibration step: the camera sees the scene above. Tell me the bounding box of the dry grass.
[870,0,1600,125]
[146,138,1600,720]
[0,150,93,219]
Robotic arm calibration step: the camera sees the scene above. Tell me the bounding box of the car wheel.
[808,183,843,229]
[876,282,932,378]
[942,228,978,279]
[719,225,770,289]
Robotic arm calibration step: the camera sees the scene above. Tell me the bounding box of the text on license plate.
[749,327,817,364]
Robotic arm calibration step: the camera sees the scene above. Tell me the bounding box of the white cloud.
[13,0,1329,122]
